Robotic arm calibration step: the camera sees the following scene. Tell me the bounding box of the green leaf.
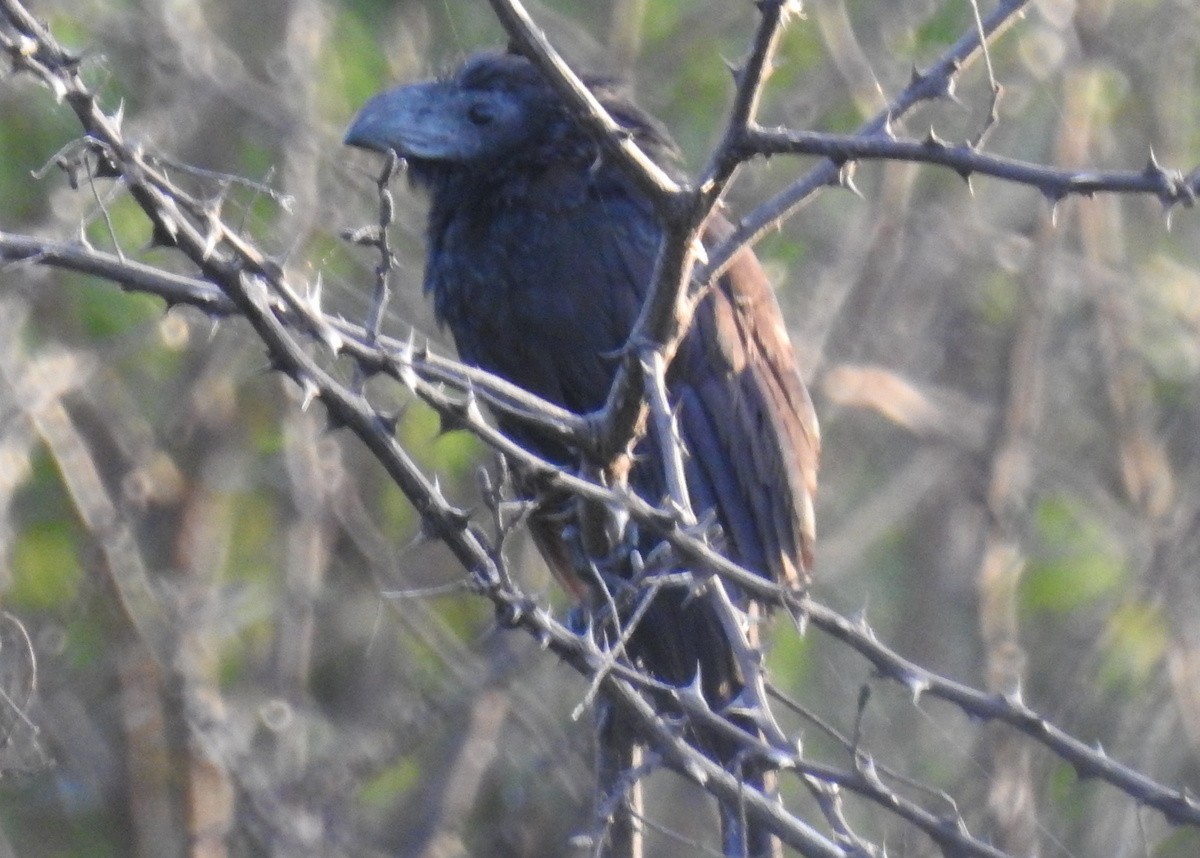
[1024,496,1126,612]
[360,758,420,807]
[10,521,81,610]
[1100,601,1167,688]
[400,404,482,480]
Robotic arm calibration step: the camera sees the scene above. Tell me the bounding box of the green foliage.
[9,448,83,612]
[72,281,164,340]
[0,796,118,858]
[820,97,868,136]
[9,520,81,610]
[975,271,1021,328]
[225,490,281,585]
[63,612,108,672]
[770,23,828,93]
[82,194,151,258]
[399,402,483,482]
[641,1,683,45]
[360,757,421,807]
[1024,495,1126,613]
[376,470,417,537]
[906,1,971,59]
[0,100,79,222]
[656,43,744,162]
[1046,759,1090,824]
[43,11,90,48]
[767,619,812,686]
[1100,600,1168,690]
[320,7,390,115]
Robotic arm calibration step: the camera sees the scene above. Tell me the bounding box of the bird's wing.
[511,188,819,589]
[443,168,818,589]
[670,216,819,588]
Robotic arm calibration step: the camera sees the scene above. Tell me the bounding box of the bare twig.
[364,152,399,344]
[701,0,1036,283]
[486,0,684,210]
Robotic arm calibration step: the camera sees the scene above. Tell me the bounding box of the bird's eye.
[466,103,494,126]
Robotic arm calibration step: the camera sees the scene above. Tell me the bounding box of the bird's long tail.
[632,589,781,858]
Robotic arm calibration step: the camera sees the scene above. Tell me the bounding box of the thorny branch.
[0,247,1045,851]
[738,127,1198,210]
[0,4,842,855]
[491,0,1051,426]
[703,0,1037,284]
[4,0,1200,854]
[11,204,1196,834]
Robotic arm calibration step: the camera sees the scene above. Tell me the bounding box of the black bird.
[346,51,819,857]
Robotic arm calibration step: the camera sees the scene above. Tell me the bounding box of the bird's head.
[344,51,677,187]
[344,53,547,170]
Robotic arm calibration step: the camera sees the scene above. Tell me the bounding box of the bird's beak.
[344,82,457,159]
[343,86,411,154]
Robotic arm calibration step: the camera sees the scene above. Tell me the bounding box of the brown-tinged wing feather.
[670,214,819,590]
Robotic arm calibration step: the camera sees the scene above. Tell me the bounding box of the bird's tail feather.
[630,590,780,858]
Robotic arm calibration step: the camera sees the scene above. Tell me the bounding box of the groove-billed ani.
[346,51,818,856]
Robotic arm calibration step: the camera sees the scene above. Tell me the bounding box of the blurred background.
[2,0,1200,855]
